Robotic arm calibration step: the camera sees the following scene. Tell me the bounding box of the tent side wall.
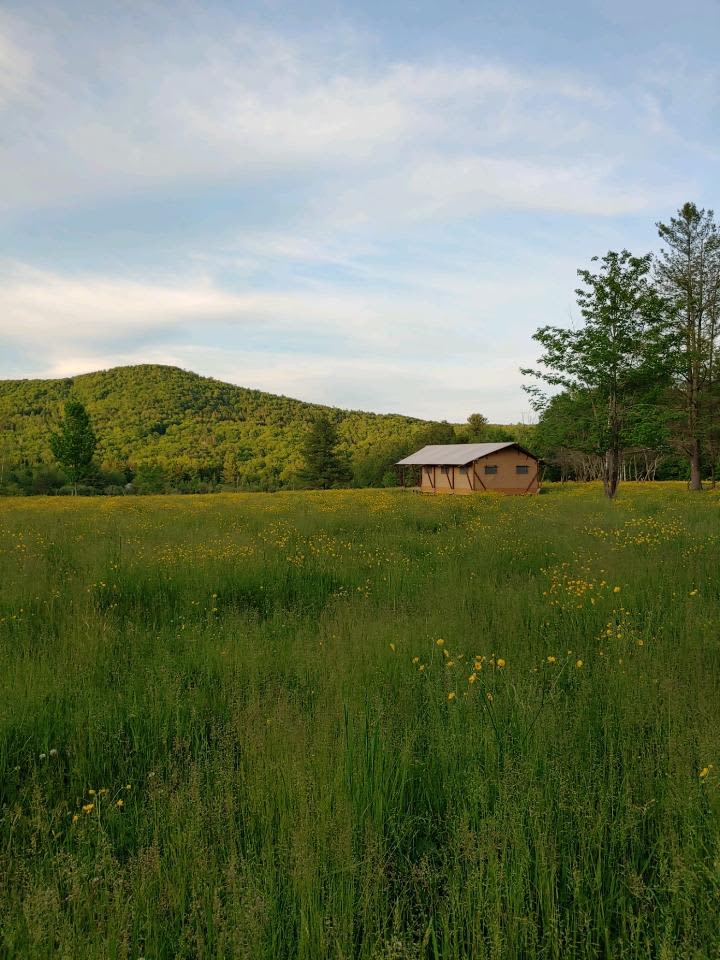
[419,447,540,494]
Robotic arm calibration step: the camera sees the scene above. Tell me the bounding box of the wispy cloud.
[0,2,715,418]
[0,7,694,218]
[0,257,555,418]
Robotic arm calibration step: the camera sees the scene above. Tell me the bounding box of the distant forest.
[0,364,530,495]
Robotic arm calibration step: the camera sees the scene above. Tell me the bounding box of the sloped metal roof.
[396,442,519,466]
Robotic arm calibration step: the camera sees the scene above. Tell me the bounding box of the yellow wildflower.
[699,767,709,779]
[547,655,556,664]
[447,691,456,701]
[613,586,621,593]
[88,789,96,797]
[436,639,445,647]
[412,656,419,664]
[575,659,584,669]
[496,658,506,668]
[419,664,425,672]
[689,589,699,597]
[468,673,477,684]
[389,643,396,652]
[486,692,494,703]
[82,803,94,814]
[72,814,79,824]
[116,799,124,808]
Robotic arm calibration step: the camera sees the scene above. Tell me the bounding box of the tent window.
[516,465,529,475]
[484,465,498,475]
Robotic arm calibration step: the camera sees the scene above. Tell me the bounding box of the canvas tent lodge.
[396,443,540,495]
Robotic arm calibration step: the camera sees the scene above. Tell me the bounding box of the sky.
[0,0,718,422]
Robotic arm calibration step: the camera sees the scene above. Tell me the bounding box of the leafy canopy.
[523,250,675,496]
[49,399,98,486]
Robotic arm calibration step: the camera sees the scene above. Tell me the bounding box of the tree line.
[9,392,523,495]
[526,202,720,497]
[1,364,535,495]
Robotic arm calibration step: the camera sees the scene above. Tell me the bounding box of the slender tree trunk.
[603,392,621,498]
[604,447,620,498]
[689,437,702,491]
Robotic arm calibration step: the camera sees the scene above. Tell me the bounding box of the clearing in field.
[1,484,719,959]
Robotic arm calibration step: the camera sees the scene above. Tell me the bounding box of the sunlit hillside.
[0,365,530,491]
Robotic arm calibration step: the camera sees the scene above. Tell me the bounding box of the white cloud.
[0,259,557,419]
[0,7,691,217]
[0,4,712,421]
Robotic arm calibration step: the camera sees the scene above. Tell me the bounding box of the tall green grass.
[1,485,719,958]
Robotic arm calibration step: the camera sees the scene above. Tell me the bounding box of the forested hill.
[0,365,528,491]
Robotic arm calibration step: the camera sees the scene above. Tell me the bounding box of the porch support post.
[473,461,487,491]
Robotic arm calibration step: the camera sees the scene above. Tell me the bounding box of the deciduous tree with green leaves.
[523,250,675,498]
[49,399,98,494]
[466,413,489,440]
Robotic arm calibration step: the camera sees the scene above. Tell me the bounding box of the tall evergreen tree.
[49,399,98,493]
[524,250,674,498]
[298,414,351,489]
[656,203,720,490]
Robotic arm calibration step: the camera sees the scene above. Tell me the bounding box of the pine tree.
[656,203,720,490]
[298,415,351,489]
[49,399,97,494]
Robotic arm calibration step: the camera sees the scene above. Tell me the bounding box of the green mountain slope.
[0,365,456,489]
[0,365,533,491]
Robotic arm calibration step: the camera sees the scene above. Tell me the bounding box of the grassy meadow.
[1,484,719,959]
